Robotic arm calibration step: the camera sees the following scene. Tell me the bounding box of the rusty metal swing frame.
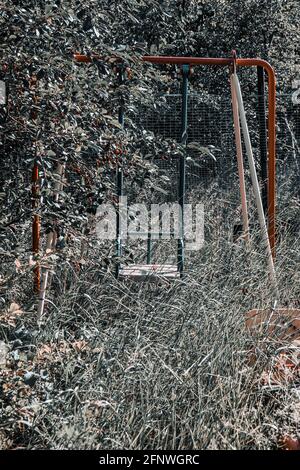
[32,53,277,290]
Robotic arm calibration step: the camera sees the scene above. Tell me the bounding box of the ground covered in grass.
[0,187,299,450]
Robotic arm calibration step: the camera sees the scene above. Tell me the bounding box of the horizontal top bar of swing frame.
[142,56,274,70]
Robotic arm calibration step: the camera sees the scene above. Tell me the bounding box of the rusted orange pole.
[73,53,125,64]
[73,54,93,63]
[32,162,40,292]
[230,73,249,241]
[142,56,276,257]
[237,58,276,259]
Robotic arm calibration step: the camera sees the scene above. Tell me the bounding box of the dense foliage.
[0,0,299,450]
[1,0,299,243]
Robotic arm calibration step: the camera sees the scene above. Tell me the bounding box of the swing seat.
[119,263,180,281]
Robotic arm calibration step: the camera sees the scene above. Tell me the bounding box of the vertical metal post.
[32,161,40,292]
[178,64,189,276]
[146,233,152,264]
[257,66,268,216]
[116,63,125,278]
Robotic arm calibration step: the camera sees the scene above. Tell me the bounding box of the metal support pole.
[257,66,268,216]
[115,63,125,278]
[116,168,123,277]
[146,233,152,264]
[32,161,40,292]
[233,73,278,294]
[178,64,189,276]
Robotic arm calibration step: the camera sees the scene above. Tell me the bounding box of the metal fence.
[137,92,300,199]
[2,90,299,232]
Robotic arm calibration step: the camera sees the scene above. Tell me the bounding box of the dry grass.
[0,186,299,450]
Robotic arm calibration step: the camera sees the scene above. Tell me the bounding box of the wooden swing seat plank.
[119,264,180,281]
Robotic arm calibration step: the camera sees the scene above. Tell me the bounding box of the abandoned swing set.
[67,51,276,282]
[32,51,288,322]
